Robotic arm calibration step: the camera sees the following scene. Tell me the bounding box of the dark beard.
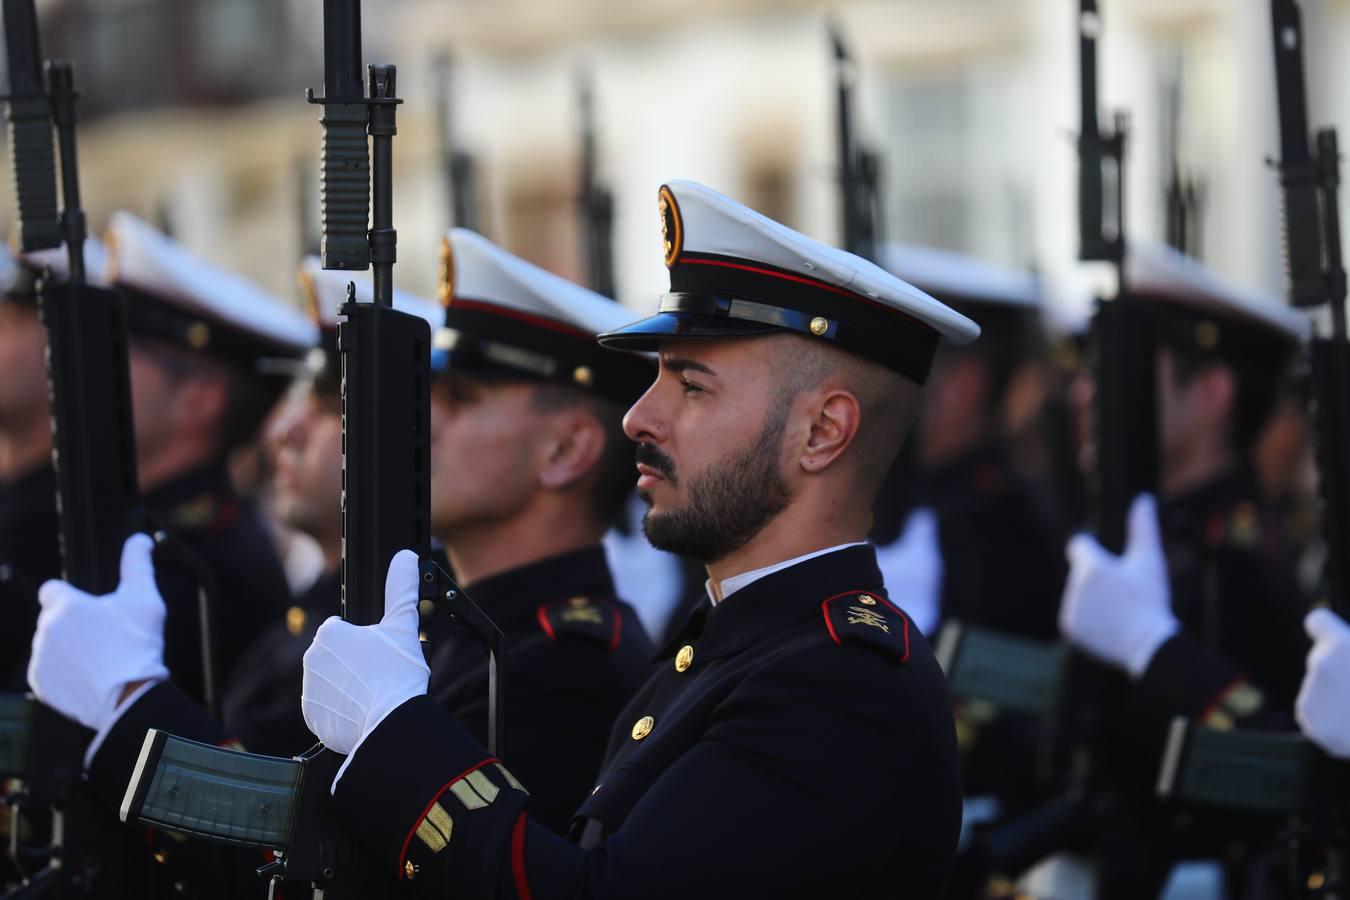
[640,400,793,564]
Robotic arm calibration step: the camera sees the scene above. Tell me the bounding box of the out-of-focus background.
[8,0,1350,318]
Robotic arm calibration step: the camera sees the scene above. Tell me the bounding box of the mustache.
[635,443,678,485]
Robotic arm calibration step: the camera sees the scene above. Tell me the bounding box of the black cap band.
[440,299,653,405]
[656,252,939,382]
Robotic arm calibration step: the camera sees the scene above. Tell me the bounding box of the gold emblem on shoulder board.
[846,606,890,633]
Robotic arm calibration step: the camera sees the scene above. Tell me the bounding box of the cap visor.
[597,312,781,352]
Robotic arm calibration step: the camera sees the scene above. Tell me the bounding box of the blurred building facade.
[6,0,1350,319]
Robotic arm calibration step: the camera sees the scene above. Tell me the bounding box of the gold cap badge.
[438,236,456,308]
[659,185,683,268]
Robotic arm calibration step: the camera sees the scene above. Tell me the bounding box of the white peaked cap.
[446,228,636,334]
[879,243,1039,308]
[597,180,979,384]
[297,255,442,332]
[1,238,111,297]
[437,229,654,403]
[106,211,318,361]
[1126,238,1308,344]
[21,237,112,288]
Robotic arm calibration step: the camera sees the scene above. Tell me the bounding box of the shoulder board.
[164,492,240,536]
[536,596,622,650]
[821,591,910,663]
[1203,501,1267,551]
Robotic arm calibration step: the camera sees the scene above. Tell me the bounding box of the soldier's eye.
[680,379,704,395]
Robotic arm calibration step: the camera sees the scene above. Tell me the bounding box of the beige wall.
[8,0,1342,321]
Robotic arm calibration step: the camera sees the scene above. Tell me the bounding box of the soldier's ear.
[537,408,605,492]
[799,389,861,475]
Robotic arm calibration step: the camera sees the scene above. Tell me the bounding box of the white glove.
[1296,609,1350,759]
[302,549,429,782]
[1058,494,1178,679]
[874,507,944,635]
[27,534,169,732]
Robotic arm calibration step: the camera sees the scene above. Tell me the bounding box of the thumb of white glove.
[1297,608,1350,759]
[875,507,944,635]
[1058,494,1178,679]
[27,534,170,732]
[302,550,430,772]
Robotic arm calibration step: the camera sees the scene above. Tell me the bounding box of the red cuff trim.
[609,607,623,652]
[536,606,557,640]
[511,812,533,900]
[1200,677,1247,723]
[396,756,500,879]
[820,590,911,663]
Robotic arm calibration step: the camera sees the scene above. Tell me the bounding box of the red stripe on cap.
[397,757,500,878]
[681,257,860,299]
[451,298,593,340]
[511,812,533,900]
[679,256,927,329]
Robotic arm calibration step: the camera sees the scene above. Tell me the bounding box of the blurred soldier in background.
[876,243,1067,640]
[872,243,1070,829]
[103,211,317,710]
[218,259,444,758]
[0,242,112,692]
[419,228,656,832]
[1058,239,1311,897]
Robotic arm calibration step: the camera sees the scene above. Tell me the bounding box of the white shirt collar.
[705,542,869,605]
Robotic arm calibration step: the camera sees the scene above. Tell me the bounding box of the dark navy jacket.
[334,544,963,899]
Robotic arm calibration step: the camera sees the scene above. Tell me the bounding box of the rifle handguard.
[1278,167,1326,307]
[318,102,371,271]
[5,97,61,252]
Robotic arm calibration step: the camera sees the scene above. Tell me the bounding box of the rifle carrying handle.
[318,102,370,271]
[5,96,61,251]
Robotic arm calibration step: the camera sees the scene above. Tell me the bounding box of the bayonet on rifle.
[577,69,616,300]
[830,22,881,263]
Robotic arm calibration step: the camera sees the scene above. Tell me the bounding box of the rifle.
[576,69,615,300]
[434,52,479,232]
[0,1,138,893]
[829,22,881,264]
[1156,4,1349,894]
[944,4,1157,893]
[1161,57,1203,258]
[116,3,505,893]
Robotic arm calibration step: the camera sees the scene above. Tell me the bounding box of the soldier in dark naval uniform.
[874,242,1066,641]
[104,211,317,710]
[28,228,656,864]
[291,179,974,898]
[1058,239,1310,897]
[0,251,62,693]
[217,259,444,758]
[874,244,1069,825]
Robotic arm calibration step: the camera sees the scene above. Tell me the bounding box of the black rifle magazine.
[121,729,306,848]
[935,620,1069,717]
[0,693,32,778]
[1157,717,1315,814]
